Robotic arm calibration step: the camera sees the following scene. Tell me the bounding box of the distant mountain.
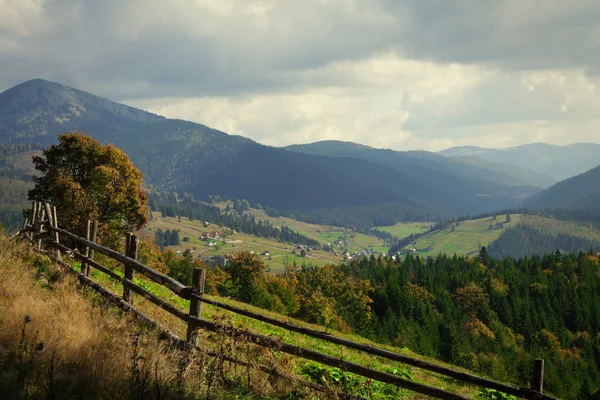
[286,140,554,188]
[0,80,435,220]
[285,140,545,211]
[0,79,544,225]
[439,143,600,182]
[523,165,600,210]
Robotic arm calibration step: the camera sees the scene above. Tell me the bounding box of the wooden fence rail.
[17,202,558,400]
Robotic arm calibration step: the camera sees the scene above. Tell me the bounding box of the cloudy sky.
[1,0,600,151]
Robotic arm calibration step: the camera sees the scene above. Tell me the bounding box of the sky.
[1,0,600,151]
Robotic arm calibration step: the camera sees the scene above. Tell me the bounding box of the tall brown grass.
[0,235,310,400]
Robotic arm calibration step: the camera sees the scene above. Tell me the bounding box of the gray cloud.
[1,0,600,150]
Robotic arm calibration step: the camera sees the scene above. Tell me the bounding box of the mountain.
[285,140,545,209]
[0,80,438,220]
[523,165,600,210]
[286,140,553,187]
[0,79,541,224]
[439,143,600,182]
[0,78,164,143]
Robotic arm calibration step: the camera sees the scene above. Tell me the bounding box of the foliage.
[150,192,321,248]
[195,246,600,398]
[476,388,517,400]
[28,133,148,243]
[488,224,600,259]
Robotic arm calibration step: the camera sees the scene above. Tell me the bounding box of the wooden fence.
[16,202,557,400]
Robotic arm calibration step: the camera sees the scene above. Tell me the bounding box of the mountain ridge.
[439,142,600,181]
[0,79,575,223]
[523,165,600,210]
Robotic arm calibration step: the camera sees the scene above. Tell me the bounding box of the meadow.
[402,214,522,257]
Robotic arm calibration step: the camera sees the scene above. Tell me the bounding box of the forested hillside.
[488,224,600,259]
[0,79,557,229]
[523,165,600,211]
[197,248,600,399]
[440,143,600,182]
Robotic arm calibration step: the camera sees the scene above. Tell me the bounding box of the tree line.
[149,193,321,249]
[488,224,600,259]
[139,246,600,399]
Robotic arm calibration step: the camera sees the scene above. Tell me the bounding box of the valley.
[145,210,391,274]
[398,214,522,257]
[2,78,600,400]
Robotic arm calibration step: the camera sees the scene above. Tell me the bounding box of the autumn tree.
[28,133,148,244]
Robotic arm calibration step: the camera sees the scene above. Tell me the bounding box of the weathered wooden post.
[531,358,544,397]
[86,220,98,277]
[52,207,61,261]
[123,233,138,304]
[186,268,206,346]
[36,205,44,250]
[44,203,53,246]
[81,221,91,275]
[31,202,37,224]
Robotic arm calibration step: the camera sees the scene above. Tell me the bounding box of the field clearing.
[521,214,600,240]
[146,215,339,274]
[0,178,32,210]
[244,208,340,241]
[405,214,522,257]
[375,221,434,239]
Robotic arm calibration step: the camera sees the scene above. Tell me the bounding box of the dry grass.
[0,231,483,399]
[0,235,313,400]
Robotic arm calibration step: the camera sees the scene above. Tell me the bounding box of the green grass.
[146,215,340,274]
[244,208,388,253]
[404,215,522,257]
[374,222,434,239]
[82,255,478,399]
[147,211,390,273]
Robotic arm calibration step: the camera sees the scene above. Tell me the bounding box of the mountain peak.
[0,79,164,143]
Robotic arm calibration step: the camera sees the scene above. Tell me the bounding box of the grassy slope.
[404,215,522,257]
[0,178,32,210]
[520,214,600,240]
[146,215,338,274]
[244,207,389,254]
[147,208,390,273]
[400,213,600,258]
[0,234,481,398]
[87,251,479,398]
[374,222,435,239]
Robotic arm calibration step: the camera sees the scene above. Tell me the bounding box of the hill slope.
[286,140,544,212]
[0,78,164,143]
[522,165,600,210]
[0,79,545,221]
[286,140,553,188]
[439,143,600,182]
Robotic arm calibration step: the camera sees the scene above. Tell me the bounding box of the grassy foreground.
[0,233,488,399]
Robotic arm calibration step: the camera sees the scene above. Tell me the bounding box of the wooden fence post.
[31,202,37,223]
[36,205,44,250]
[81,221,91,275]
[123,233,138,304]
[532,358,544,397]
[186,268,206,345]
[86,220,98,277]
[52,207,61,261]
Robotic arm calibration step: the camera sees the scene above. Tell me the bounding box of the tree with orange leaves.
[28,133,148,245]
